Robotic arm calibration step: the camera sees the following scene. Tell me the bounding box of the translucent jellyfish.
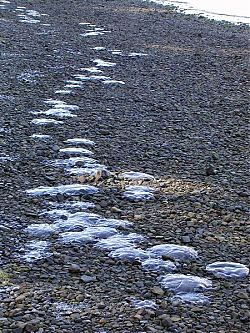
[26,184,99,196]
[141,258,177,273]
[109,247,149,262]
[149,244,198,262]
[206,262,249,279]
[159,274,212,293]
[120,171,154,180]
[123,185,155,202]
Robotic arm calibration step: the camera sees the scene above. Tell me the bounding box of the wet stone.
[109,247,149,262]
[206,262,249,279]
[26,184,99,196]
[159,274,212,293]
[120,171,154,181]
[123,185,155,202]
[141,258,177,273]
[149,244,198,262]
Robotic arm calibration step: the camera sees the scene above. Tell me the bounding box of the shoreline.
[0,1,249,332]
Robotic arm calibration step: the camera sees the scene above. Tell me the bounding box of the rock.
[151,286,165,296]
[182,235,191,243]
[68,264,81,273]
[80,275,96,283]
[158,314,172,328]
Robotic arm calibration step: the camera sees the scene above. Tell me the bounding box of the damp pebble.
[123,185,155,202]
[26,184,99,196]
[120,171,154,180]
[149,244,198,262]
[159,274,212,293]
[206,262,249,279]
[109,247,149,261]
[141,258,177,273]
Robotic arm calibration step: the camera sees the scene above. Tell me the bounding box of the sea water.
[145,0,250,24]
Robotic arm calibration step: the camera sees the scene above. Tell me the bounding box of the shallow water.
[145,0,250,24]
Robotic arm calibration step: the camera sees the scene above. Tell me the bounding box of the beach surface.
[0,0,249,332]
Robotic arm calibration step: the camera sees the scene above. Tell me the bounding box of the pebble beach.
[0,0,249,332]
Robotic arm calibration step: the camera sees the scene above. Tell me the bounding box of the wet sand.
[0,0,249,332]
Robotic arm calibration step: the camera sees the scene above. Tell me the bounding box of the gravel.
[0,0,249,332]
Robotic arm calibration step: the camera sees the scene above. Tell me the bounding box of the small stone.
[151,286,165,296]
[111,206,122,213]
[80,275,96,283]
[182,235,191,243]
[171,315,181,322]
[159,314,172,328]
[68,264,81,273]
[134,215,143,221]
